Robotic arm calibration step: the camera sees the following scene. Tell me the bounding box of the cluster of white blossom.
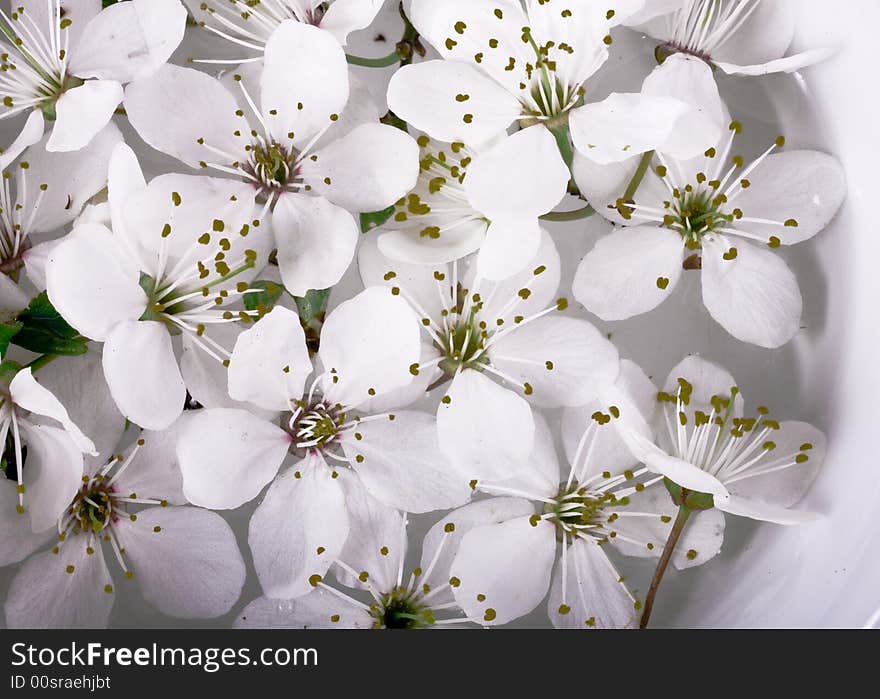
[0,0,845,629]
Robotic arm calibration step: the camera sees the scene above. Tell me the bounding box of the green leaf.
[294,289,331,323]
[12,327,88,356]
[17,291,79,340]
[360,206,395,233]
[0,321,23,356]
[243,280,285,314]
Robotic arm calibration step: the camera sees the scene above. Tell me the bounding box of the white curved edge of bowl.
[670,0,880,628]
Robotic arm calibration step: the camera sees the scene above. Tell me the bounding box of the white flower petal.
[301,123,419,213]
[715,48,835,76]
[102,320,185,431]
[235,591,373,629]
[701,236,802,348]
[46,79,122,152]
[22,121,122,232]
[489,315,619,407]
[0,110,43,171]
[437,369,535,481]
[115,505,245,618]
[177,408,290,509]
[274,193,359,297]
[319,286,421,407]
[69,0,187,82]
[320,0,385,45]
[228,305,312,412]
[261,20,349,146]
[483,412,561,499]
[0,481,53,566]
[710,0,794,66]
[716,494,819,525]
[733,151,846,245]
[334,469,405,594]
[5,539,114,629]
[11,368,95,454]
[387,61,522,147]
[476,216,542,281]
[420,497,535,600]
[341,410,472,513]
[20,424,84,533]
[548,538,637,629]
[46,223,147,342]
[724,421,825,509]
[124,63,245,169]
[248,455,348,599]
[573,225,685,321]
[451,516,556,625]
[112,418,192,505]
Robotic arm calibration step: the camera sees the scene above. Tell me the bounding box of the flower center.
[246,140,299,192]
[70,477,116,534]
[286,398,347,452]
[659,0,763,65]
[663,185,732,248]
[370,586,434,629]
[438,316,487,376]
[544,481,621,540]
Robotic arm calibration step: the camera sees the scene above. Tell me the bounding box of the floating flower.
[4,426,245,628]
[124,20,418,296]
[46,143,272,430]
[177,287,472,600]
[0,0,186,151]
[573,56,846,347]
[627,0,834,76]
[359,230,619,480]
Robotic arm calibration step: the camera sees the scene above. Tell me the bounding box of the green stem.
[622,150,655,203]
[639,504,692,629]
[549,122,575,170]
[346,50,402,68]
[540,204,595,223]
[26,353,59,372]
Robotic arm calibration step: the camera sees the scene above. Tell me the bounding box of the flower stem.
[622,150,655,203]
[549,122,575,169]
[639,504,692,629]
[540,204,595,223]
[26,353,59,372]
[346,50,402,68]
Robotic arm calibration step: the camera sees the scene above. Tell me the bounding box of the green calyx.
[371,587,434,629]
[663,477,715,511]
[38,75,84,121]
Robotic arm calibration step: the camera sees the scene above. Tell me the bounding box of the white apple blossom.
[4,423,245,628]
[573,55,846,348]
[46,143,273,431]
[124,20,419,296]
[177,287,472,600]
[627,0,834,76]
[235,472,504,629]
[359,230,619,480]
[618,355,826,528]
[0,0,186,151]
[184,0,386,58]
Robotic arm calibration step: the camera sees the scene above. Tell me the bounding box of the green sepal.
[294,288,331,323]
[663,477,715,511]
[9,292,89,355]
[243,280,285,315]
[360,206,395,233]
[0,320,23,356]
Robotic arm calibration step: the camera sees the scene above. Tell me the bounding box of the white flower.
[359,230,619,481]
[45,143,272,431]
[4,423,246,628]
[0,0,186,151]
[235,471,491,629]
[572,55,846,348]
[627,0,834,76]
[0,112,122,297]
[618,355,827,529]
[124,20,419,296]
[176,287,472,600]
[377,128,571,280]
[185,0,386,58]
[446,406,665,629]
